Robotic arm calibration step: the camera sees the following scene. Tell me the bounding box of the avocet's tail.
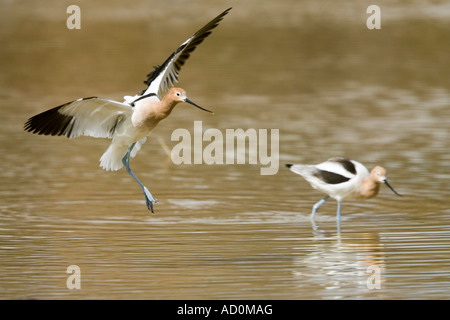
[100,143,128,171]
[99,137,147,171]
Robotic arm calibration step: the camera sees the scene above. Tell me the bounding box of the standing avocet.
[24,8,232,213]
[286,157,401,227]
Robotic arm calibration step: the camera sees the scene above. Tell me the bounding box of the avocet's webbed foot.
[143,186,158,213]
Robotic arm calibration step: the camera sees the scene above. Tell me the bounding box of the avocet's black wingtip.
[140,8,232,96]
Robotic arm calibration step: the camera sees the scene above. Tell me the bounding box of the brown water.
[1,0,449,299]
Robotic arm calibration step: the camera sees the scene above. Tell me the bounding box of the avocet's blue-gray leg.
[311,195,329,222]
[122,143,158,213]
[336,201,342,222]
[336,201,342,234]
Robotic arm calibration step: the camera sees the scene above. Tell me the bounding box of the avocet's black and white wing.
[286,158,362,186]
[136,7,231,101]
[313,157,358,185]
[24,97,132,139]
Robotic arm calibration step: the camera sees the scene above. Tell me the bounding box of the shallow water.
[1,0,449,299]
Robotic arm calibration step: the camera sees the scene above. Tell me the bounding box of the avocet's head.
[168,88,213,113]
[371,166,401,196]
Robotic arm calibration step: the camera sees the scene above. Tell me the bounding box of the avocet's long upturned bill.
[24,8,232,213]
[285,157,401,223]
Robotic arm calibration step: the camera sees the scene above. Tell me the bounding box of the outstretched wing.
[139,7,231,99]
[24,97,133,139]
